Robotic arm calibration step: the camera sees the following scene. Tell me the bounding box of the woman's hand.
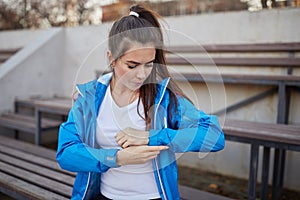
[116,145,168,166]
[115,127,149,148]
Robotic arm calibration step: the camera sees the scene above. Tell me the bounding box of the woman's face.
[112,44,156,91]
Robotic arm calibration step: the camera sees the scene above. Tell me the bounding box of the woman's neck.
[110,77,139,107]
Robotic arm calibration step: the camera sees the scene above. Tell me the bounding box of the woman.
[56,4,225,200]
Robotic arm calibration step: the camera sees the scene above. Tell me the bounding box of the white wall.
[0,7,299,191]
[164,7,300,45]
[61,24,112,96]
[0,29,47,49]
[0,28,65,112]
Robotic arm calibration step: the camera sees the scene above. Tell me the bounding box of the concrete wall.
[0,28,65,112]
[164,7,300,45]
[0,29,47,49]
[61,24,112,96]
[0,7,300,191]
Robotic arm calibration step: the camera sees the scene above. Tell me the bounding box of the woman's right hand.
[116,145,168,166]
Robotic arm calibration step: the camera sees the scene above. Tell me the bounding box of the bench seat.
[0,113,61,134]
[0,135,233,200]
[0,135,74,199]
[223,119,300,146]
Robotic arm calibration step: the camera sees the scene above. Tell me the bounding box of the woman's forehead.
[121,45,156,62]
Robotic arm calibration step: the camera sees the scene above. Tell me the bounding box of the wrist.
[116,150,123,166]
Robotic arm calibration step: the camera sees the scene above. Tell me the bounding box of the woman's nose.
[136,65,146,79]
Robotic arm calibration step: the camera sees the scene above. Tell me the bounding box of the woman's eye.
[128,65,136,69]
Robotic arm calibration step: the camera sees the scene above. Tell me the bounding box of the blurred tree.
[0,0,99,30]
[1,0,298,30]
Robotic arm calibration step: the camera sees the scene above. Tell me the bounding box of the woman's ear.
[107,50,115,66]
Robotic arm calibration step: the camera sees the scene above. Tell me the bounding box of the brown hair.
[108,4,186,126]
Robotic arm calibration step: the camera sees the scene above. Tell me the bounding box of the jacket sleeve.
[56,108,119,173]
[148,97,225,153]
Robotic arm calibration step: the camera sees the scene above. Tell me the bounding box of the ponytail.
[129,4,163,36]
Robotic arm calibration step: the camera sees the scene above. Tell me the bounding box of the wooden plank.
[5,113,60,133]
[224,119,300,134]
[0,152,75,186]
[0,113,61,133]
[0,54,11,62]
[15,98,72,116]
[223,119,300,145]
[0,135,56,160]
[173,73,300,86]
[166,57,300,67]
[0,161,72,198]
[35,99,72,115]
[166,43,300,53]
[8,113,62,127]
[0,114,36,133]
[0,48,20,54]
[0,171,69,200]
[179,185,233,200]
[0,144,74,176]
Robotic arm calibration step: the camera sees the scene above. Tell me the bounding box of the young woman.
[56,4,225,200]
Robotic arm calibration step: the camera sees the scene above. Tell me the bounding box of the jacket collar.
[77,72,170,99]
[97,72,113,86]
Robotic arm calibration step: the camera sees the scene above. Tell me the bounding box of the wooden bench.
[0,48,20,64]
[0,135,232,200]
[0,135,74,199]
[166,42,300,66]
[222,119,300,200]
[165,42,300,200]
[0,97,71,145]
[0,113,61,145]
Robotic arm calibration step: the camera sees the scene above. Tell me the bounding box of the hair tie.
[129,11,139,18]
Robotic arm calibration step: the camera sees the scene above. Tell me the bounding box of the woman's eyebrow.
[126,59,155,65]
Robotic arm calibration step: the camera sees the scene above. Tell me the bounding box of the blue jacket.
[56,73,225,200]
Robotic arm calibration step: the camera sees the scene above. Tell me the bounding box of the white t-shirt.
[96,85,160,200]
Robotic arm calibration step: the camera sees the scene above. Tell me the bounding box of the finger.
[115,133,125,143]
[146,146,169,151]
[115,132,124,141]
[117,137,127,147]
[122,141,130,148]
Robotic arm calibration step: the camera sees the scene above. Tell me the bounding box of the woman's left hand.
[115,127,149,148]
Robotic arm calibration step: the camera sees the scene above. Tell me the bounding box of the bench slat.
[173,73,300,86]
[0,161,72,198]
[0,151,75,186]
[3,113,61,127]
[0,144,74,177]
[223,119,300,145]
[0,135,56,160]
[225,119,300,133]
[0,171,68,200]
[0,113,61,133]
[166,57,300,67]
[166,43,300,53]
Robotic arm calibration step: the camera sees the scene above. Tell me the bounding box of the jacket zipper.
[153,78,170,200]
[82,120,96,200]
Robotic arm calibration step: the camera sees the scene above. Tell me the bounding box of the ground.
[178,165,300,200]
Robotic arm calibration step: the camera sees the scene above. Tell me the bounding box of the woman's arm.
[148,97,225,153]
[56,109,119,173]
[56,108,168,172]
